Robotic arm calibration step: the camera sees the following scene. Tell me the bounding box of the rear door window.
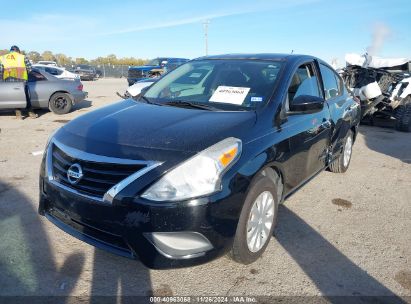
[28,71,47,82]
[45,67,63,76]
[319,64,342,100]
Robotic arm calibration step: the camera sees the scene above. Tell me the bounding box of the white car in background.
[127,79,156,96]
[118,78,156,99]
[33,64,80,81]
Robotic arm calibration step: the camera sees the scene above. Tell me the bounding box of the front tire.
[230,175,279,265]
[49,92,73,115]
[329,130,353,173]
[394,97,411,132]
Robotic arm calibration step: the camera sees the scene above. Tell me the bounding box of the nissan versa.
[39,54,361,269]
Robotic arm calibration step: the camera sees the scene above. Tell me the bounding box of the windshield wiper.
[138,95,163,106]
[164,100,218,111]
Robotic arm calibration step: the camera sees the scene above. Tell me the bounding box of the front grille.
[51,144,146,198]
[128,69,143,79]
[46,208,134,258]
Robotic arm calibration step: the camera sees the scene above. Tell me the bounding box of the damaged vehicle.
[39,54,360,269]
[341,53,411,132]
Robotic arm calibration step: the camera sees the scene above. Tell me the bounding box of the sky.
[1,0,411,66]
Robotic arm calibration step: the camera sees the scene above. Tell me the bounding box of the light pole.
[203,19,210,56]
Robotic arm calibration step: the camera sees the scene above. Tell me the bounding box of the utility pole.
[203,19,210,56]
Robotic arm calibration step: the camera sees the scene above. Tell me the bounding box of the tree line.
[0,49,149,66]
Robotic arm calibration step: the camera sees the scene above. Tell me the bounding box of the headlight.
[141,137,242,201]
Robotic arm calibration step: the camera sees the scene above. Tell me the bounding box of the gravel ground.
[0,78,410,300]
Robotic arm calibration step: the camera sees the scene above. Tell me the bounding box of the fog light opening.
[144,232,213,259]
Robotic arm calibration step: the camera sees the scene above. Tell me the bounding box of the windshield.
[143,59,283,110]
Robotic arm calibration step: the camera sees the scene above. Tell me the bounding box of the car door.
[318,62,358,159]
[27,70,51,108]
[281,61,332,190]
[0,82,27,109]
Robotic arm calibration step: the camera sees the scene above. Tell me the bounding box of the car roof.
[193,53,317,63]
[33,64,63,69]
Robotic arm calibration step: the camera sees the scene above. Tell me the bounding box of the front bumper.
[39,179,243,269]
[79,74,95,81]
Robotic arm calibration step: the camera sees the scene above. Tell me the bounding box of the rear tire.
[230,175,279,265]
[49,92,73,115]
[329,130,353,173]
[394,97,411,132]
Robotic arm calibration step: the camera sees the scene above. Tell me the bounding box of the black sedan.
[39,54,360,269]
[72,64,97,81]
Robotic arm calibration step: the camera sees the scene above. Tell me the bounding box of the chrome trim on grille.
[103,162,162,204]
[46,138,162,204]
[52,140,150,165]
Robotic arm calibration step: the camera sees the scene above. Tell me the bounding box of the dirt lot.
[0,78,410,300]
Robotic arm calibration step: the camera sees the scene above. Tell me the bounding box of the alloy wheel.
[246,191,275,253]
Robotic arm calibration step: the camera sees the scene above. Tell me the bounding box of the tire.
[394,97,411,132]
[49,92,73,115]
[329,130,353,173]
[230,174,279,265]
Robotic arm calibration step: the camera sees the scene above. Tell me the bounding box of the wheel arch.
[351,125,358,142]
[255,165,285,204]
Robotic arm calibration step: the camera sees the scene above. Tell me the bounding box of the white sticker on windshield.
[209,86,250,105]
[251,96,263,102]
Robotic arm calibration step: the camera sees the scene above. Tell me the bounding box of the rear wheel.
[394,97,411,132]
[230,174,279,264]
[49,92,73,115]
[329,130,353,173]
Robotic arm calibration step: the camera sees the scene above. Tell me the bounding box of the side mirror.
[289,95,325,113]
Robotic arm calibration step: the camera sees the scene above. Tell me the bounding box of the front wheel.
[230,175,279,264]
[49,92,73,115]
[394,97,411,132]
[329,130,353,173]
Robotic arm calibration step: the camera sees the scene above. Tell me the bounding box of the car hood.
[56,99,256,161]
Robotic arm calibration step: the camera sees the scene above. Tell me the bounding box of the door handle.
[13,87,21,90]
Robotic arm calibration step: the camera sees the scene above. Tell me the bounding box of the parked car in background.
[0,68,87,115]
[127,57,189,85]
[118,78,157,99]
[95,69,103,78]
[39,53,360,269]
[33,64,80,81]
[71,64,97,81]
[37,60,58,66]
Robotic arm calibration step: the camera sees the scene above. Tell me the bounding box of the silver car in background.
[0,68,88,115]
